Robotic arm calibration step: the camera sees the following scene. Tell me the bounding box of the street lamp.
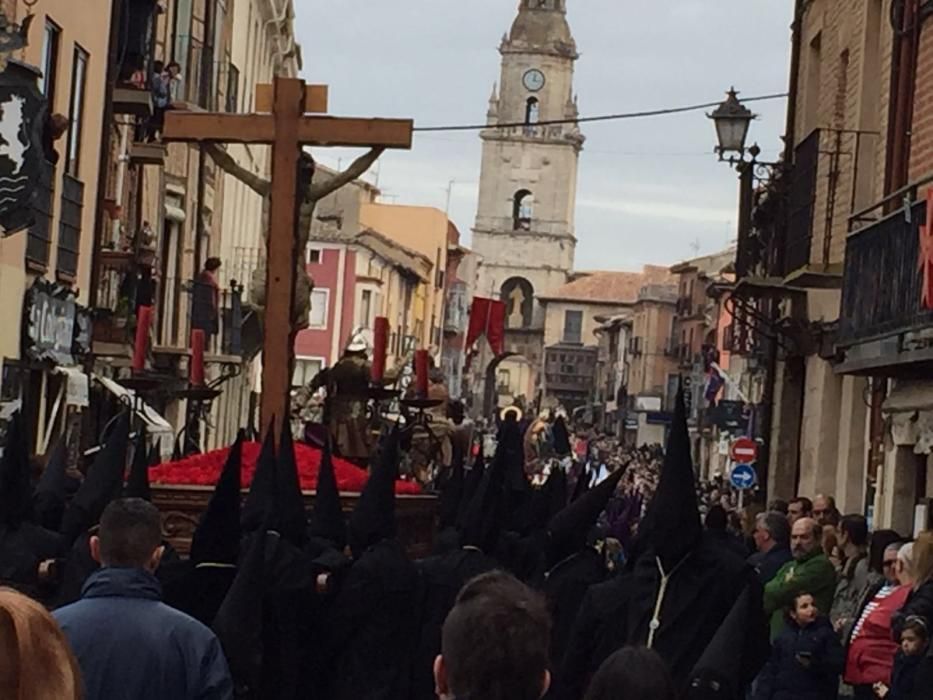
[708,88,757,163]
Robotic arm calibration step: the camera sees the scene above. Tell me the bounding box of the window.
[524,97,539,135]
[38,21,61,103]
[56,174,84,279]
[226,63,240,113]
[309,289,329,329]
[563,310,583,344]
[292,358,323,387]
[308,247,321,264]
[360,289,373,327]
[65,46,89,177]
[512,189,533,230]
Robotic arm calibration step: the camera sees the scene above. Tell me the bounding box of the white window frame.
[292,355,326,388]
[309,288,329,330]
[307,245,322,264]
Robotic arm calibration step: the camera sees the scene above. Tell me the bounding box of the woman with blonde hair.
[0,587,82,699]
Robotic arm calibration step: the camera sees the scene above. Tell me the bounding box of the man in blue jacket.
[54,498,233,700]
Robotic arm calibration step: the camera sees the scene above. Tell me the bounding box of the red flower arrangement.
[149,442,421,495]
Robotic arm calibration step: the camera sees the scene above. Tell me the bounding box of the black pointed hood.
[241,425,277,534]
[347,429,399,557]
[570,464,592,503]
[688,585,769,699]
[438,450,465,530]
[213,529,269,697]
[60,412,131,545]
[308,437,345,549]
[552,415,572,456]
[546,466,625,568]
[33,436,69,531]
[459,421,518,551]
[638,385,701,571]
[124,425,151,501]
[526,467,568,534]
[190,431,243,565]
[0,411,33,529]
[275,421,307,548]
[456,444,485,530]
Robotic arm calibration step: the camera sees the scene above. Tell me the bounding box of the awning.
[94,375,173,434]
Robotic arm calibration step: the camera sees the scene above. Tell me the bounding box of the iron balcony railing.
[838,197,933,347]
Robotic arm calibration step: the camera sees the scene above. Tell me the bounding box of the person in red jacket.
[844,542,914,699]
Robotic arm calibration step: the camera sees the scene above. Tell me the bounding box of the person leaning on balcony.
[191,258,222,336]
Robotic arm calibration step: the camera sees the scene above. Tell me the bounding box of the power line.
[412,92,788,133]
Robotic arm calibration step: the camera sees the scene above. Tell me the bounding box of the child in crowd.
[755,592,845,700]
[874,615,930,699]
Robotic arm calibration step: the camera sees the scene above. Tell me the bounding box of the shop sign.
[22,279,91,365]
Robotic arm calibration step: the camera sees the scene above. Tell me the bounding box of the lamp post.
[707,87,780,501]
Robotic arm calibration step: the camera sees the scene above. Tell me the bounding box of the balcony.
[836,195,933,374]
[93,262,249,363]
[112,87,152,118]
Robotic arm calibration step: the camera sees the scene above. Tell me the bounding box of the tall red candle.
[132,306,152,372]
[190,329,206,386]
[414,349,429,397]
[371,317,389,382]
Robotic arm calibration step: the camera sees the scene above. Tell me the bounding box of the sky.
[293,1,794,272]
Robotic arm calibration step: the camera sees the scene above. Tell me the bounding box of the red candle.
[415,349,429,397]
[132,306,152,372]
[372,317,389,382]
[190,329,206,386]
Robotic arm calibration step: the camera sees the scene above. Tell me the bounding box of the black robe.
[555,535,768,698]
[0,522,61,602]
[159,559,238,627]
[410,547,499,700]
[324,538,419,700]
[542,546,607,670]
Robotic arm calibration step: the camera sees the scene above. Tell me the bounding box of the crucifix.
[163,77,413,439]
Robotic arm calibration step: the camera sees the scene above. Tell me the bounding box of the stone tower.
[472,0,584,395]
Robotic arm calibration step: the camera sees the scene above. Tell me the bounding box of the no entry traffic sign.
[730,437,758,463]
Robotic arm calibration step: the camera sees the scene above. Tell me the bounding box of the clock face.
[523,69,546,92]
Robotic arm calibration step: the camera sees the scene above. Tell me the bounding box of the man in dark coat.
[556,388,769,697]
[54,498,233,700]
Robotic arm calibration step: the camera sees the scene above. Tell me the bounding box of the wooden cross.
[163,77,413,439]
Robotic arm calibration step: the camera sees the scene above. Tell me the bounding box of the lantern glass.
[708,88,756,157]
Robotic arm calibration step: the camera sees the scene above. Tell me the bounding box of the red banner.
[465,297,506,358]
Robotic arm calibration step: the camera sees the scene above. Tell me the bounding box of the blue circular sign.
[730,463,757,490]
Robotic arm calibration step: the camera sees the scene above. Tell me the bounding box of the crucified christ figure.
[203,142,385,331]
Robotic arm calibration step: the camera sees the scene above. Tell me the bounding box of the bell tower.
[472,0,583,330]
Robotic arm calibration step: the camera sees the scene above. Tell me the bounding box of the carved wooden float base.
[152,485,438,559]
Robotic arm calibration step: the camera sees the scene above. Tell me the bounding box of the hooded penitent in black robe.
[162,432,244,627]
[32,435,71,532]
[408,422,517,700]
[55,413,131,606]
[0,412,61,601]
[324,429,419,700]
[542,466,625,669]
[555,388,769,697]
